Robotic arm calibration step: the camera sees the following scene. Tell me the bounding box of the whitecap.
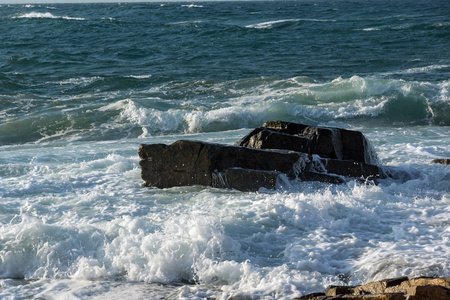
[361,27,381,31]
[404,64,450,74]
[246,18,335,29]
[127,75,152,79]
[55,76,101,86]
[14,12,85,21]
[181,4,204,8]
[381,64,450,77]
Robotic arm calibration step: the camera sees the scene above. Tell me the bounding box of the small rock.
[431,158,450,165]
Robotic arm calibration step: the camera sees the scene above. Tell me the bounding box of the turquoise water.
[0,1,449,299]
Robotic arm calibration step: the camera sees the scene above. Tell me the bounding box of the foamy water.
[1,128,449,299]
[14,12,85,20]
[1,1,449,299]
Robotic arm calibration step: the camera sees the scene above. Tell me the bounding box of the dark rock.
[314,157,383,180]
[237,127,311,154]
[139,121,387,191]
[217,168,281,191]
[139,140,311,191]
[432,158,450,165]
[296,292,325,300]
[238,121,378,165]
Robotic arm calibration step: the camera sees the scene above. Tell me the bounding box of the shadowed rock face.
[139,121,386,191]
[432,158,450,165]
[139,140,310,191]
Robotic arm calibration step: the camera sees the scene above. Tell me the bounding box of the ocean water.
[0,1,449,299]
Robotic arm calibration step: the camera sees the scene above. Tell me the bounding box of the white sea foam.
[2,75,448,146]
[56,76,101,86]
[14,12,85,21]
[361,27,381,31]
[127,75,152,79]
[246,19,299,29]
[181,4,204,8]
[88,75,450,140]
[246,18,335,29]
[403,64,450,74]
[1,125,449,298]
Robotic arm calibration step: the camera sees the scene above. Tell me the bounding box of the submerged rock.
[139,121,386,191]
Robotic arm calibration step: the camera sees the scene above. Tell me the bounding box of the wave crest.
[14,12,85,21]
[1,76,448,145]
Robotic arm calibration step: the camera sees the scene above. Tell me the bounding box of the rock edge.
[296,276,450,300]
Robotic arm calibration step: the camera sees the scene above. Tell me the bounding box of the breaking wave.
[1,76,448,145]
[14,12,85,21]
[245,18,336,29]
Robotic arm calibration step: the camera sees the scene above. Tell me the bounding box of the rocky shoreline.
[297,277,450,300]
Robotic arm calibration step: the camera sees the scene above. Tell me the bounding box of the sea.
[0,0,449,299]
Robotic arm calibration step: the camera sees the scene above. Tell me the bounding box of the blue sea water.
[0,1,449,299]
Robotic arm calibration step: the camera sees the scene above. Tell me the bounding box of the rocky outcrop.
[237,121,378,165]
[296,277,450,300]
[139,140,305,191]
[139,121,386,191]
[432,158,450,165]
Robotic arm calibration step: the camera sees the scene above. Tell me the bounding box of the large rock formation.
[139,121,386,191]
[237,121,379,165]
[297,276,450,300]
[139,140,305,191]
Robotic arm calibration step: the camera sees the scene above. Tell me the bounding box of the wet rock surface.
[432,158,450,165]
[139,121,386,191]
[238,121,379,164]
[296,277,450,300]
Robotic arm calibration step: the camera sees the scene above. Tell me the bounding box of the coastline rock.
[139,121,386,191]
[237,121,378,165]
[139,140,309,191]
[296,277,450,300]
[432,158,450,165]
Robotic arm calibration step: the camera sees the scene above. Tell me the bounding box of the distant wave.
[246,18,336,29]
[359,22,446,32]
[404,65,450,74]
[14,12,85,21]
[127,75,153,79]
[361,27,382,31]
[382,64,450,76]
[181,4,204,8]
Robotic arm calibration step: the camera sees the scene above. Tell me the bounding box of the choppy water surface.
[0,1,449,299]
